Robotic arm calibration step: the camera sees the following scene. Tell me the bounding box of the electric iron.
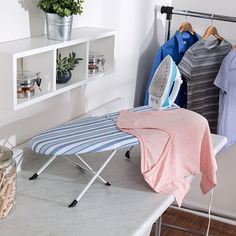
[148,55,182,110]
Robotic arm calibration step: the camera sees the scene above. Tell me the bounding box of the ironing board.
[29,105,178,207]
[30,105,152,156]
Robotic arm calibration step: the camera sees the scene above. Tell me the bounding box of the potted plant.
[37,0,84,41]
[56,52,83,84]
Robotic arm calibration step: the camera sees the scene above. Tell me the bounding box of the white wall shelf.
[0,27,116,110]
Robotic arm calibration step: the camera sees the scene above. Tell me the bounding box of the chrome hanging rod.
[161,6,236,23]
[160,6,236,41]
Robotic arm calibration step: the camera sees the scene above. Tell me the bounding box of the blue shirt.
[214,49,236,147]
[144,30,201,105]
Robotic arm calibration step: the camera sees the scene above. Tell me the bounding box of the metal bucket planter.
[45,13,73,41]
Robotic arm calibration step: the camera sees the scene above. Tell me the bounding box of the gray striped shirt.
[178,39,231,133]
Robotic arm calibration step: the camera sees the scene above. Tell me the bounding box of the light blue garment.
[144,30,201,105]
[214,49,236,147]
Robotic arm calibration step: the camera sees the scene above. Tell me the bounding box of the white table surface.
[0,134,227,236]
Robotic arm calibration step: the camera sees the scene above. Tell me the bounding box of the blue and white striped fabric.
[30,105,178,156]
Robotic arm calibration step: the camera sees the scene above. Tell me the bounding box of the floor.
[150,208,236,236]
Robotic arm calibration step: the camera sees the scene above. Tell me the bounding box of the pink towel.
[116,108,217,206]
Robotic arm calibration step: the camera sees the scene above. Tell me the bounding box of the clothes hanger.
[202,14,223,41]
[179,10,195,35]
[179,22,195,35]
[202,26,223,40]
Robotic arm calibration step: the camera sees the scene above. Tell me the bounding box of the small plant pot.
[56,71,72,84]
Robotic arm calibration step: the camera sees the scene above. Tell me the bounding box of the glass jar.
[0,146,16,219]
[17,71,42,99]
[88,53,106,74]
[88,57,99,74]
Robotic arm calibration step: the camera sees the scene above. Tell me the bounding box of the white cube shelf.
[0,27,116,110]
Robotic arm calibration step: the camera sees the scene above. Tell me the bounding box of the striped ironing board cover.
[30,105,178,156]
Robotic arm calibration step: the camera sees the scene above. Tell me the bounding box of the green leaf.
[38,0,84,16]
[64,9,71,17]
[56,51,83,74]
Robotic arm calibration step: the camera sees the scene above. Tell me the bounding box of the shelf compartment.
[87,35,115,82]
[56,42,87,87]
[16,51,55,108]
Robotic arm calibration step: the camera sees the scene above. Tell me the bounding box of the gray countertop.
[0,134,226,236]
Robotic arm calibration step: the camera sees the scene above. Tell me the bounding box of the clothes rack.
[161,6,236,41]
[159,5,236,235]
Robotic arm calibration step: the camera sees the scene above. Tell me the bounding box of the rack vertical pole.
[161,6,173,42]
[165,20,172,42]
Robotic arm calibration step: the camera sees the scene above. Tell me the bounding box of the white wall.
[0,0,170,147]
[171,0,236,220]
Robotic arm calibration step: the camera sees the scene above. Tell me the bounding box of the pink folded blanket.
[116,108,217,206]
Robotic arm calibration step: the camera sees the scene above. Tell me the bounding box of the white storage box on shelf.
[0,27,116,111]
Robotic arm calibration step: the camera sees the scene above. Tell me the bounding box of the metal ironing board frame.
[29,150,117,207]
[28,105,164,207]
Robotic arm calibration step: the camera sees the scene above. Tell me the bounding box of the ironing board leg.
[155,215,162,236]
[125,146,134,159]
[75,154,111,186]
[68,149,117,208]
[63,155,110,186]
[29,155,57,180]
